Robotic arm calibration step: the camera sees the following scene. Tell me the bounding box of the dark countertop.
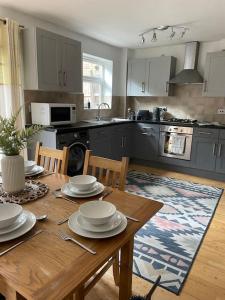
[26,119,225,133]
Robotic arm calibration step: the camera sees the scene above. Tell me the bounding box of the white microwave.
[31,103,76,126]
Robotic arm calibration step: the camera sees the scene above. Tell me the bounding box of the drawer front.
[219,129,225,139]
[194,128,219,139]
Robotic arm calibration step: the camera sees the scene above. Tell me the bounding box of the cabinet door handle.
[63,71,67,86]
[218,144,222,157]
[141,82,145,93]
[141,133,152,136]
[142,127,153,130]
[198,131,212,135]
[166,81,169,93]
[58,70,62,86]
[213,143,217,156]
[203,80,208,93]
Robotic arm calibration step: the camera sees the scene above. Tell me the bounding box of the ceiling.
[1,0,225,48]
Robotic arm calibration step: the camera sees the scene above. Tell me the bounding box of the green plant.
[0,107,42,156]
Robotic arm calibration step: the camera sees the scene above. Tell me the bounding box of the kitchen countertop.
[26,119,225,133]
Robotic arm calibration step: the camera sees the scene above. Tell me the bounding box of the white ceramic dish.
[0,210,36,242]
[61,182,104,198]
[24,160,36,173]
[0,212,27,235]
[0,203,23,229]
[25,165,44,177]
[69,175,97,191]
[77,211,122,232]
[79,201,116,225]
[68,211,127,239]
[69,183,98,195]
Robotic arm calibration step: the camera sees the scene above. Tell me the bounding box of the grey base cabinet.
[133,124,159,161]
[89,127,113,159]
[215,140,225,174]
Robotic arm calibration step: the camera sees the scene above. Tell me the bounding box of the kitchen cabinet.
[24,28,82,93]
[133,123,160,161]
[127,56,176,97]
[127,59,148,96]
[215,139,225,174]
[203,51,225,97]
[89,127,113,159]
[147,56,176,96]
[111,124,133,160]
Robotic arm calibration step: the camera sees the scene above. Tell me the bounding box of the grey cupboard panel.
[147,56,176,96]
[61,37,82,93]
[191,136,217,171]
[203,51,225,97]
[36,28,61,90]
[127,59,148,96]
[215,139,225,174]
[219,129,225,139]
[193,128,219,139]
[89,127,112,159]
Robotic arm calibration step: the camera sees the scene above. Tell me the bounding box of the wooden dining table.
[0,173,163,300]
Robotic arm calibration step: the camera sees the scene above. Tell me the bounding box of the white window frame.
[83,53,113,109]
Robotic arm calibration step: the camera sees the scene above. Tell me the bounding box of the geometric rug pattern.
[126,171,223,295]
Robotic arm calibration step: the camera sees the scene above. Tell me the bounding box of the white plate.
[77,211,122,233]
[0,210,36,243]
[69,182,99,195]
[61,182,104,198]
[68,211,127,239]
[0,212,27,235]
[25,165,44,176]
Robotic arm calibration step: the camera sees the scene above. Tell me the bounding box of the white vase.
[1,155,25,193]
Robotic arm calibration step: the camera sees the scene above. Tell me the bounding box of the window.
[83,53,113,109]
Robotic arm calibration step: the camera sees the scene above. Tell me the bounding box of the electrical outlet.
[217,108,225,114]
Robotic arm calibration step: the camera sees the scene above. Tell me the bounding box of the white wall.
[128,39,225,76]
[0,6,126,96]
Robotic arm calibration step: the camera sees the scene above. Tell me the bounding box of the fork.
[57,216,69,225]
[58,231,96,255]
[52,190,78,204]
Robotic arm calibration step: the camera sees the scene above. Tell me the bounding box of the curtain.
[0,18,25,128]
[0,19,26,158]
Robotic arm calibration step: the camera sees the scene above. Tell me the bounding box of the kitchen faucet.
[96,102,110,121]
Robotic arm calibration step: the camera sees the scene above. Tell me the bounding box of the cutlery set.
[0,174,140,256]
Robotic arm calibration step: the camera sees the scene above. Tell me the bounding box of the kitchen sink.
[83,118,130,124]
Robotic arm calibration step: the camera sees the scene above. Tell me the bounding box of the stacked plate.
[68,200,127,239]
[61,175,105,198]
[24,160,44,177]
[0,203,36,242]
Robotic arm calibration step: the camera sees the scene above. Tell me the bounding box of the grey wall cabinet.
[133,124,160,161]
[127,56,176,97]
[127,59,148,96]
[147,56,176,96]
[203,51,225,97]
[36,28,82,93]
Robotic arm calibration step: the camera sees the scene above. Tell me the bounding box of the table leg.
[119,237,134,300]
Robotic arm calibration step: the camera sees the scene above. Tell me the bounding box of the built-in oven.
[159,125,193,160]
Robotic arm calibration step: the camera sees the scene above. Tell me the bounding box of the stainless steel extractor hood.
[170,41,203,84]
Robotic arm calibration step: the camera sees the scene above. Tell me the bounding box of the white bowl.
[24,160,36,173]
[69,175,97,192]
[79,201,116,225]
[0,203,23,229]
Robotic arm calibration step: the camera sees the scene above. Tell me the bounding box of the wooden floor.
[86,164,225,300]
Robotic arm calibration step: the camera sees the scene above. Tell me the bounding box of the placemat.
[0,180,49,204]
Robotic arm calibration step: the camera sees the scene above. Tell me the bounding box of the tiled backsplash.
[127,85,225,123]
[24,90,124,124]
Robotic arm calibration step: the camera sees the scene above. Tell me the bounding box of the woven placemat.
[0,180,49,204]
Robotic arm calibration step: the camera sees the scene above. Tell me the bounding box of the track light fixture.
[139,25,189,45]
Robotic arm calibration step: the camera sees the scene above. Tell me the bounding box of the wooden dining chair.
[74,150,129,300]
[34,142,69,175]
[83,150,129,191]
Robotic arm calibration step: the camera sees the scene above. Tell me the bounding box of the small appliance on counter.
[153,107,167,121]
[31,103,76,126]
[137,110,152,121]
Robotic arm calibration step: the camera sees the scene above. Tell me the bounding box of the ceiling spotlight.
[140,35,145,44]
[170,27,176,39]
[151,31,157,42]
[157,25,170,31]
[180,29,187,39]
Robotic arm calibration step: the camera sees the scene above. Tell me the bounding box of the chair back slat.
[83,150,129,191]
[35,142,69,175]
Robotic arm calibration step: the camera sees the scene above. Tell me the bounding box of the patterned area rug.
[126,171,223,295]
